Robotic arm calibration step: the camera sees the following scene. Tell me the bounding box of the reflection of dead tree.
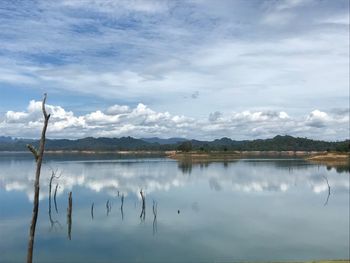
[91,202,94,220]
[106,200,111,216]
[48,169,61,215]
[152,200,157,235]
[26,94,50,263]
[322,175,331,206]
[49,208,61,232]
[140,190,146,221]
[67,192,72,240]
[48,170,61,231]
[120,194,124,221]
[54,184,59,213]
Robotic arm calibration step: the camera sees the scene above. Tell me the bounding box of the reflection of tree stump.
[140,190,146,221]
[54,184,59,213]
[67,192,72,240]
[106,200,111,216]
[49,170,61,215]
[91,202,94,220]
[322,175,331,206]
[153,200,157,235]
[120,194,124,221]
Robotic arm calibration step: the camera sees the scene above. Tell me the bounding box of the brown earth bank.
[44,150,166,155]
[167,150,323,161]
[306,152,350,166]
[167,151,350,169]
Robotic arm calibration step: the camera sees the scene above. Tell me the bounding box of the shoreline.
[167,151,350,167]
[1,150,348,167]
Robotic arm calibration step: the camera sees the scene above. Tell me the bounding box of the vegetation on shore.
[0,135,348,152]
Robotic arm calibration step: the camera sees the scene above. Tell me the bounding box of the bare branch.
[42,93,50,120]
[27,144,39,161]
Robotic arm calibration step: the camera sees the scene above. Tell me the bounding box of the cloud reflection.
[0,157,348,201]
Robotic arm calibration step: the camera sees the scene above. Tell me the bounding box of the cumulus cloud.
[0,100,348,140]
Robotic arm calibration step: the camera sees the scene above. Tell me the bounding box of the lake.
[0,153,349,263]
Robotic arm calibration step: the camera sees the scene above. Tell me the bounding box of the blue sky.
[0,0,349,140]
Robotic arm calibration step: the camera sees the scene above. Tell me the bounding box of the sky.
[0,0,349,140]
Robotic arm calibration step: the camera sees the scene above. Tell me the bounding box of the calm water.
[0,153,349,263]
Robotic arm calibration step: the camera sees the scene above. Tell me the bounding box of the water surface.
[0,153,349,262]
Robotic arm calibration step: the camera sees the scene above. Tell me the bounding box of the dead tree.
[26,94,50,263]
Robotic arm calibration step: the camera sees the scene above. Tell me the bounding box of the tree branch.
[27,144,39,161]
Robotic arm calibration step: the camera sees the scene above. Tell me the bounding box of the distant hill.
[141,137,187,145]
[0,135,348,152]
[0,136,15,143]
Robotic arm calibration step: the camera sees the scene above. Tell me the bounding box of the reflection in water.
[140,190,146,221]
[48,170,61,231]
[178,161,192,174]
[120,194,124,221]
[0,156,348,202]
[48,169,61,216]
[152,200,158,236]
[0,155,349,262]
[67,192,72,240]
[322,175,331,206]
[48,208,61,232]
[106,200,111,216]
[54,184,59,213]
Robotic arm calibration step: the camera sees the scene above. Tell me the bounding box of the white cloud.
[0,100,348,140]
[0,0,348,119]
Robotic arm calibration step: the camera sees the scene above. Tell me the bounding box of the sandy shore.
[306,152,349,166]
[167,150,319,161]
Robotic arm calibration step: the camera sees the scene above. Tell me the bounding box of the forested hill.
[0,135,348,152]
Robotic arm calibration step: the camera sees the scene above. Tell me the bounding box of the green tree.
[177,141,193,152]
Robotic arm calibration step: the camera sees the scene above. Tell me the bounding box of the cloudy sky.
[0,0,349,140]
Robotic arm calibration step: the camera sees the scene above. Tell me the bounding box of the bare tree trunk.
[26,94,50,263]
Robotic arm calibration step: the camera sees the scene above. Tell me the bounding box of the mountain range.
[0,135,348,152]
